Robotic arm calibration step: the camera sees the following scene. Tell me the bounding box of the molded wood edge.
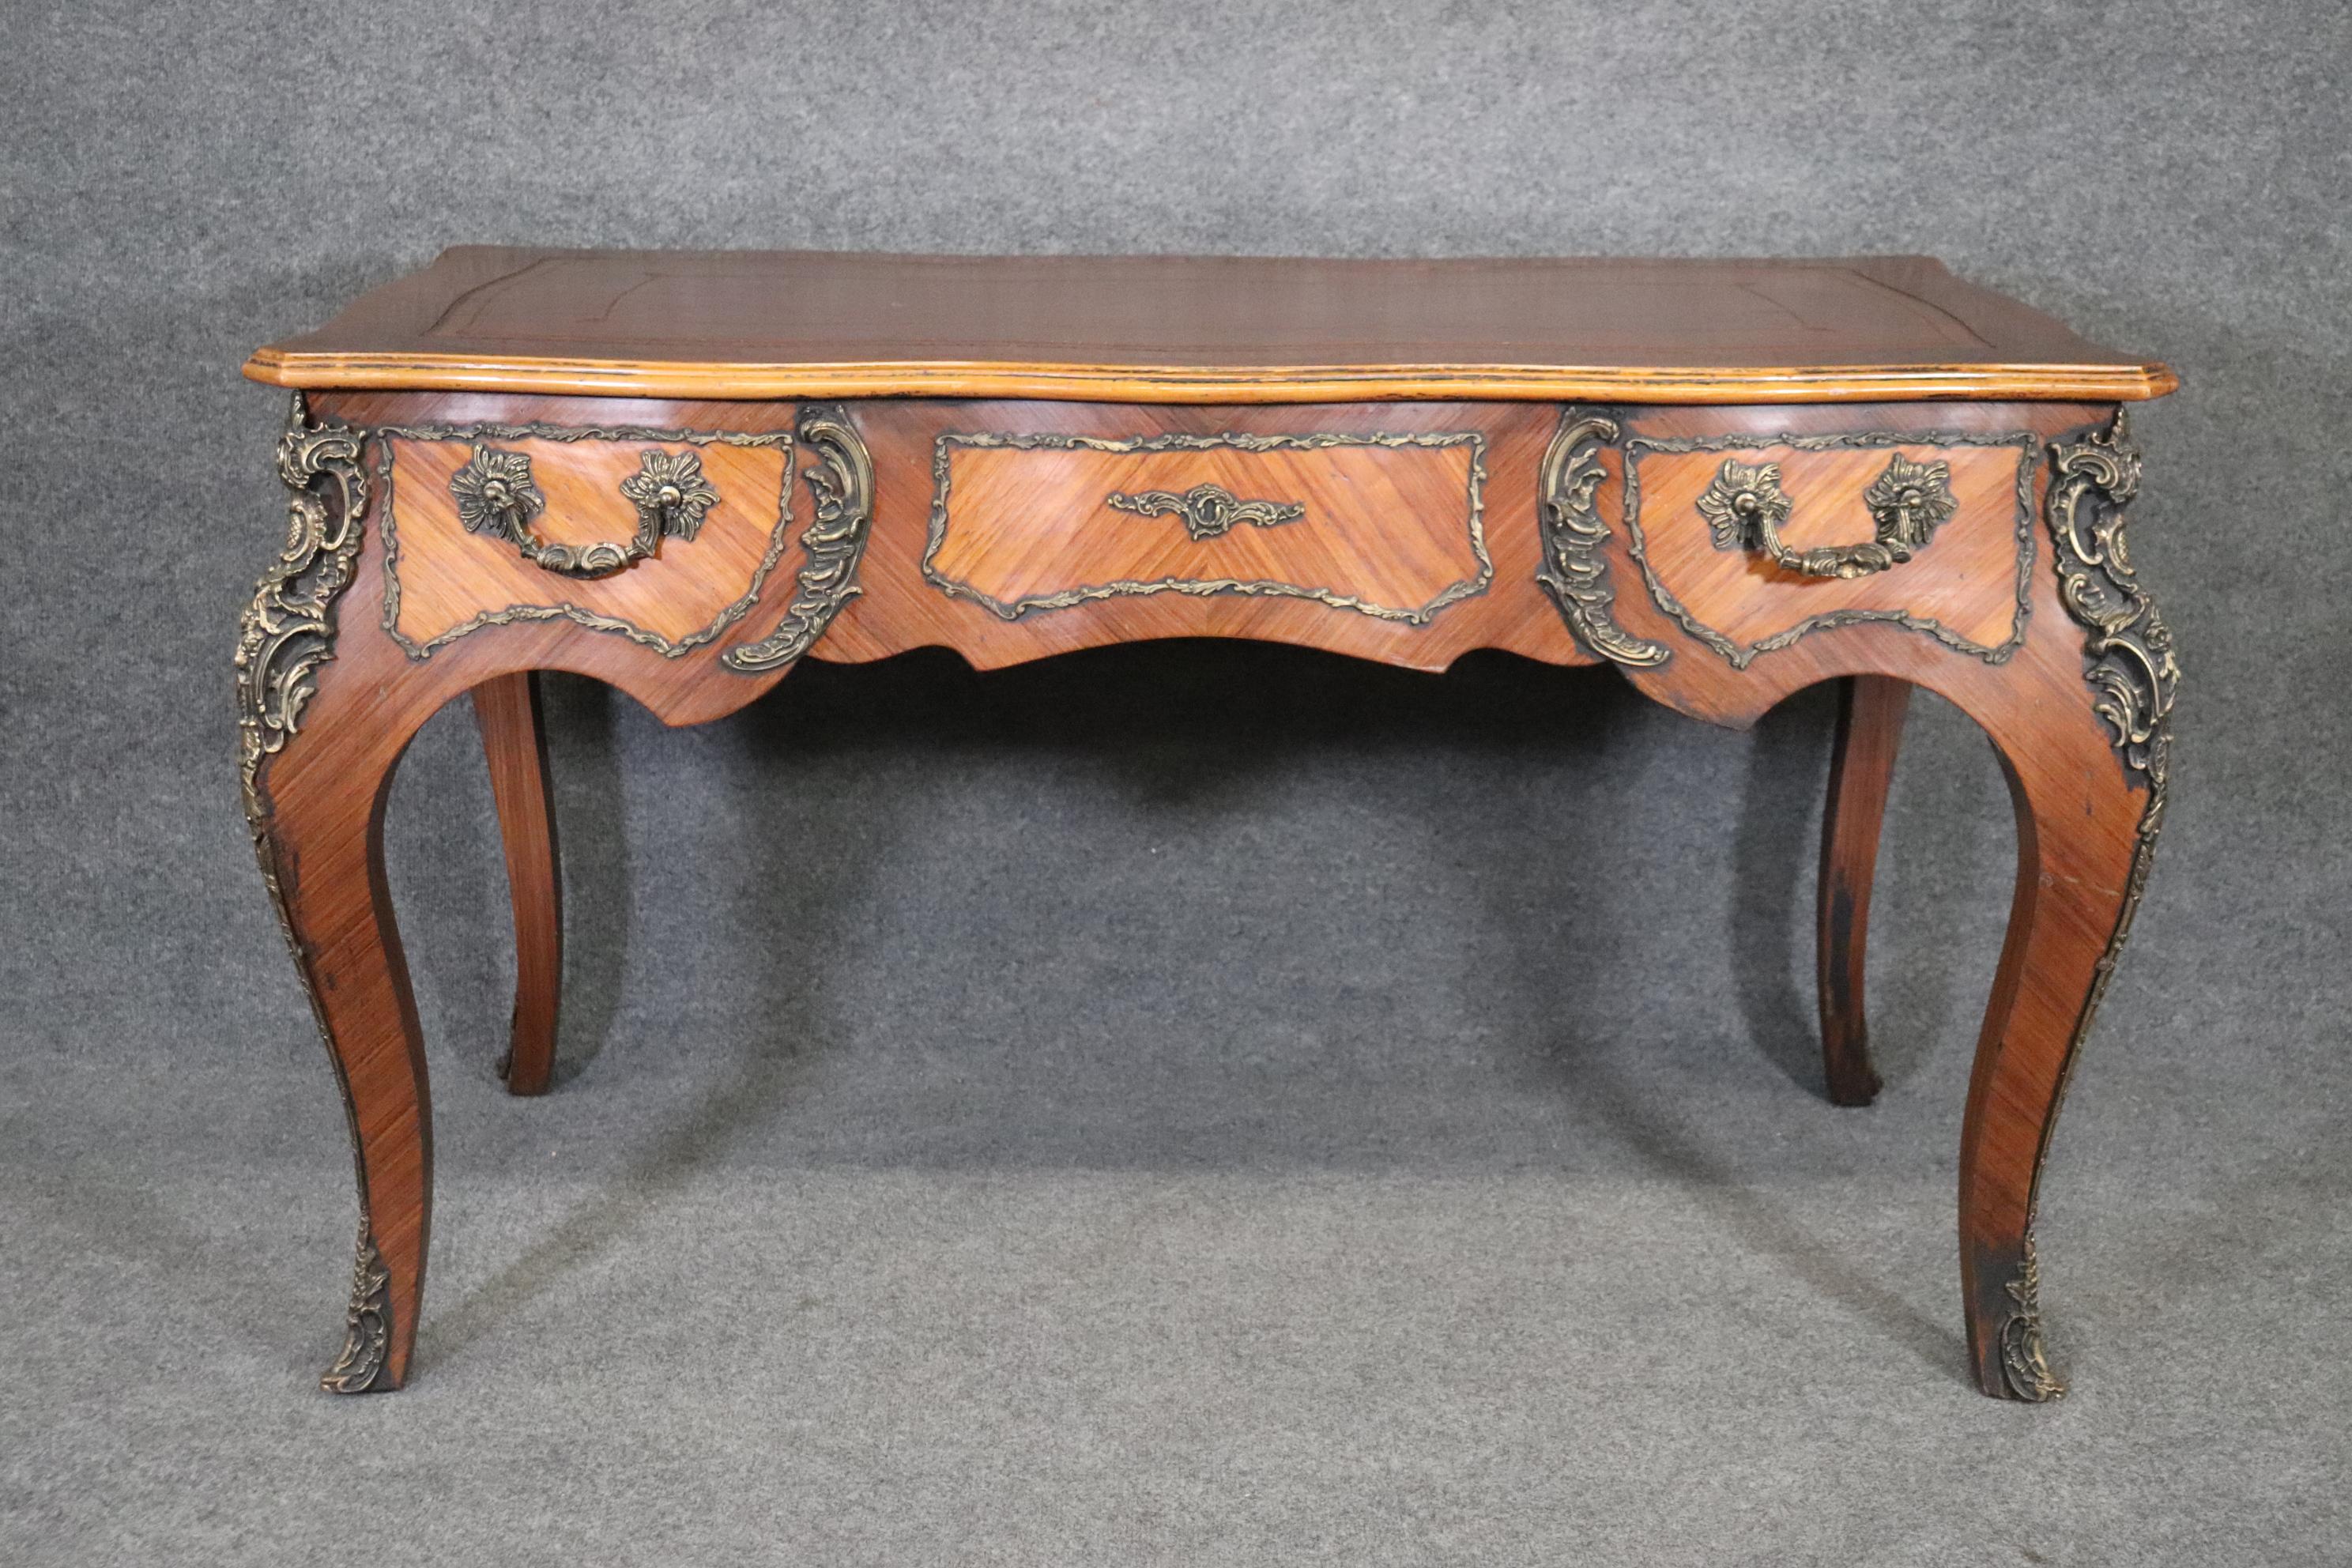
[242,350,2180,405]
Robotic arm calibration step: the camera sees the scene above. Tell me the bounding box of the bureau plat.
[239,248,2178,1400]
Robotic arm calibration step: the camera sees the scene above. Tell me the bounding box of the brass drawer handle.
[1698,454,1957,579]
[1106,482,1305,541]
[450,445,719,579]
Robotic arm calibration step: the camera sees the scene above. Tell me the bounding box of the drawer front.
[377,424,796,658]
[923,428,1490,625]
[1622,429,2038,668]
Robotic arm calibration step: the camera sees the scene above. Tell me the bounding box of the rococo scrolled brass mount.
[721,403,876,672]
[1534,409,1671,666]
[450,444,721,578]
[1698,453,1958,579]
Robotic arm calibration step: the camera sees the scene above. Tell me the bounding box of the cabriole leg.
[1954,414,2174,1400]
[473,671,563,1095]
[239,404,437,1392]
[1816,674,1911,1106]
[1955,728,2151,1399]
[251,729,432,1392]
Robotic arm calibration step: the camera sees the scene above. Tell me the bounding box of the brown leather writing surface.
[247,248,2174,405]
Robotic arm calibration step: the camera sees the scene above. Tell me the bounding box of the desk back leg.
[473,672,562,1095]
[1815,674,1911,1106]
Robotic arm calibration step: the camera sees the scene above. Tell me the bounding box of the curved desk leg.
[1816,675,1910,1106]
[1950,413,2173,1401]
[1954,711,2150,1400]
[1611,411,2170,1400]
[251,717,432,1393]
[239,410,442,1393]
[473,672,562,1095]
[238,392,844,1392]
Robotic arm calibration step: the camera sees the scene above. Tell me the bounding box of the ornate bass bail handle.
[450,444,720,579]
[1698,454,1957,580]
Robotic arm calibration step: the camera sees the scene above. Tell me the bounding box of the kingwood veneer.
[239,249,2178,1400]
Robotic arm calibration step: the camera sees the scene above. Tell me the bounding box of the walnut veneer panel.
[244,249,2177,404]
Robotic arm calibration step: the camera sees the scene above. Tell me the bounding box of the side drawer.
[1620,427,2039,669]
[376,422,797,658]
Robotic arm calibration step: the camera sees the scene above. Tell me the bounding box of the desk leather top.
[245,248,2176,405]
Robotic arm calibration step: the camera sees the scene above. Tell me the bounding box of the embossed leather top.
[244,247,2176,405]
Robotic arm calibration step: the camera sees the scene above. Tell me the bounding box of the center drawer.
[922,425,1491,625]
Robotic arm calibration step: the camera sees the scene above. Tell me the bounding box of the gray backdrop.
[5,2,2348,1564]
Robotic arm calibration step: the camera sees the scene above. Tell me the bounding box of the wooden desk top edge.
[245,247,2179,405]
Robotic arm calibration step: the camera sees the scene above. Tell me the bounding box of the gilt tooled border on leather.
[922,429,1492,625]
[1619,428,2040,670]
[373,422,796,660]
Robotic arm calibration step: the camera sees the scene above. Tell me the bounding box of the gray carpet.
[4,2,2349,1564]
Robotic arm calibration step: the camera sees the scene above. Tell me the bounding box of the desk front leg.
[1591,406,2175,1398]
[239,393,839,1389]
[237,414,439,1390]
[1949,417,2175,1400]
[1952,676,2155,1399]
[250,710,433,1391]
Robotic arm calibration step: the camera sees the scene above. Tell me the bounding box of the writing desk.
[239,250,2177,1400]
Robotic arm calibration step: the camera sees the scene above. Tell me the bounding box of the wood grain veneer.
[928,428,1485,623]
[821,401,1580,673]
[381,431,793,655]
[472,672,561,1096]
[1626,435,2035,664]
[1818,674,1913,1107]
